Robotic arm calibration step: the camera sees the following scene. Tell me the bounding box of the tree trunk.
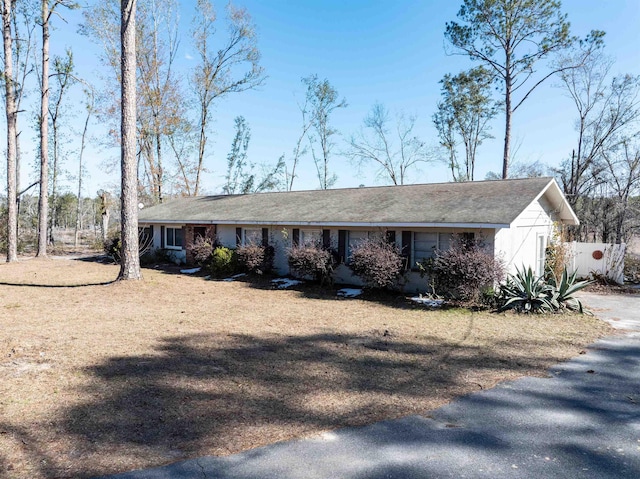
[37,0,49,257]
[101,209,110,243]
[118,0,142,280]
[502,73,512,180]
[2,0,18,262]
[155,132,163,203]
[49,121,58,244]
[195,104,207,196]
[75,103,91,248]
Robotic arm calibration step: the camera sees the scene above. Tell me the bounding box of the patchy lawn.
[0,258,612,478]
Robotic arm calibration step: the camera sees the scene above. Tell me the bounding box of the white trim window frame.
[536,233,547,278]
[165,226,183,250]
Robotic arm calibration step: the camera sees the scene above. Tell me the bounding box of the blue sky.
[12,0,640,196]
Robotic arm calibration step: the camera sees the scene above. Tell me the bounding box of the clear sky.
[8,0,640,197]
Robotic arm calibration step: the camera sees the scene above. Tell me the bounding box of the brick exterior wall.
[184,224,217,264]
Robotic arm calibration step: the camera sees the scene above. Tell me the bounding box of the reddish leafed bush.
[420,236,505,302]
[288,243,334,284]
[236,243,275,274]
[349,238,403,289]
[189,235,217,265]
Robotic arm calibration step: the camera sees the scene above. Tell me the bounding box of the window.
[338,230,384,263]
[301,229,322,246]
[461,232,475,246]
[346,230,374,261]
[166,227,183,248]
[411,232,454,267]
[139,226,153,249]
[413,232,438,263]
[438,233,453,251]
[536,234,546,277]
[139,226,152,239]
[243,228,262,245]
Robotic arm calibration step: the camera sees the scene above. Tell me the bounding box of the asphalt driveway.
[99,292,640,479]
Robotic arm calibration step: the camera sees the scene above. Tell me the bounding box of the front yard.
[0,258,612,478]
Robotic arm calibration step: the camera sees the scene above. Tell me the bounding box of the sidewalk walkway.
[99,293,640,479]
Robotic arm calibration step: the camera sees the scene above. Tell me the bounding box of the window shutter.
[462,232,475,248]
[386,230,396,245]
[177,228,184,249]
[401,231,412,269]
[322,229,331,249]
[262,228,269,247]
[236,227,242,246]
[160,226,165,248]
[292,228,300,247]
[338,230,347,263]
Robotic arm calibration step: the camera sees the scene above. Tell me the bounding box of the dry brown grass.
[0,257,612,478]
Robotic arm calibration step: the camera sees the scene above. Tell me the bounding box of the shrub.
[288,243,334,284]
[499,266,591,313]
[419,236,505,303]
[104,229,153,262]
[498,266,555,313]
[545,223,571,281]
[349,238,403,289]
[189,235,216,265]
[547,268,592,313]
[236,243,275,275]
[625,254,640,284]
[205,246,237,278]
[104,232,122,262]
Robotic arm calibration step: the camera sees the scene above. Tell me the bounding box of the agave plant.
[547,268,592,313]
[498,266,555,313]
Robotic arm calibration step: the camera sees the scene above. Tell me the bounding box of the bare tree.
[82,0,184,204]
[2,0,18,261]
[119,0,141,280]
[74,87,94,247]
[555,36,640,208]
[347,103,433,185]
[191,0,265,196]
[48,48,76,243]
[281,92,314,191]
[553,35,640,242]
[433,67,498,181]
[302,74,347,189]
[36,0,77,257]
[137,0,182,204]
[445,0,578,178]
[600,140,640,243]
[223,116,284,194]
[9,0,37,209]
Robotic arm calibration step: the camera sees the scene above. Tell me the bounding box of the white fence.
[567,242,626,284]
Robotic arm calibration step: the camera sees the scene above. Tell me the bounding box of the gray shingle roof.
[139,177,574,227]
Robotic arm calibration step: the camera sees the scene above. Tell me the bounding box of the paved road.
[99,293,640,479]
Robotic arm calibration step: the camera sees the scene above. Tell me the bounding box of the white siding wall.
[496,197,556,276]
[216,224,237,248]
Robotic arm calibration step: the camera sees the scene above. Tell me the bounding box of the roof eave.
[534,178,580,225]
[138,219,510,229]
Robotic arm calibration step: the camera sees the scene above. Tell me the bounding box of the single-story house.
[138,177,578,292]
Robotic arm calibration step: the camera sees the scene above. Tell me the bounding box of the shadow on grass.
[28,329,577,478]
[0,280,116,288]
